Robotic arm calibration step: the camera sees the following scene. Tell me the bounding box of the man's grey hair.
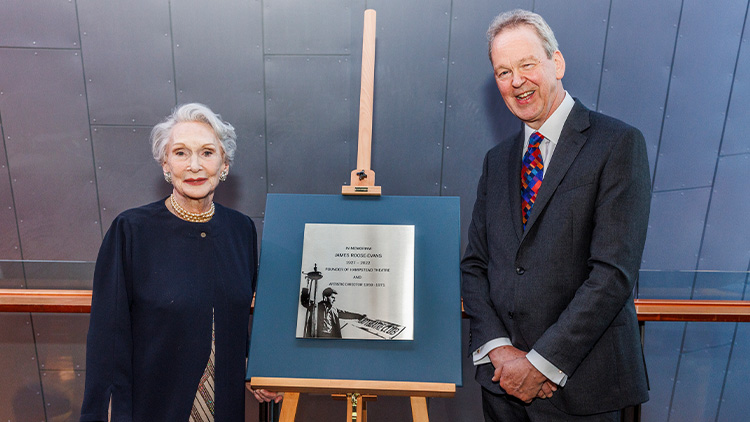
[486,9,559,62]
[151,103,237,165]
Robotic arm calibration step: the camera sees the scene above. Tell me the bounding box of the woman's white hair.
[151,103,237,165]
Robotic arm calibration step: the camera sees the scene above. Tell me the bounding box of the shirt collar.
[524,91,574,145]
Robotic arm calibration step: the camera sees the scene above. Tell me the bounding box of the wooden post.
[343,9,381,196]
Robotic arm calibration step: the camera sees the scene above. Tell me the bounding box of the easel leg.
[410,396,429,422]
[279,392,300,422]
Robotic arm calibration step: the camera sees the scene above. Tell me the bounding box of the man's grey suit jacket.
[461,99,650,415]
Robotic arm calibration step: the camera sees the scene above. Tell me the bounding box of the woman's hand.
[252,389,284,403]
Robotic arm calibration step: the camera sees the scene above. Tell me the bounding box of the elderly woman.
[80,103,278,421]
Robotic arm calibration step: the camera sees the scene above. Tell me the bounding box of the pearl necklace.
[170,194,215,223]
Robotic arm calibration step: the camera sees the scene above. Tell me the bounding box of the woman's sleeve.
[246,216,258,357]
[80,217,134,421]
[250,217,258,294]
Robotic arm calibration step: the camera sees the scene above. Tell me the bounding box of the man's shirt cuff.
[472,338,512,365]
[526,349,568,386]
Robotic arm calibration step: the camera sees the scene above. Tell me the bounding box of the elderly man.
[461,9,650,421]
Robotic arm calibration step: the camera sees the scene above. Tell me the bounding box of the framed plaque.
[247,194,462,385]
[296,223,415,340]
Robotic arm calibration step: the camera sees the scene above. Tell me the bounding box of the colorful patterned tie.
[521,132,544,230]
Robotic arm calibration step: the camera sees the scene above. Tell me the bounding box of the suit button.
[508,311,514,319]
[516,267,525,275]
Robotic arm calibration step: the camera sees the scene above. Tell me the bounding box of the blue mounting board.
[247,194,462,386]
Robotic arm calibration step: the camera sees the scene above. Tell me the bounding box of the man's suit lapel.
[506,131,526,241]
[522,100,591,237]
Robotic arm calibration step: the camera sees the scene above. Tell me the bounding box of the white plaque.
[295,223,415,340]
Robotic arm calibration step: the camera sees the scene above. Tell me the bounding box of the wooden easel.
[249,377,455,422]
[342,9,381,196]
[250,9,455,421]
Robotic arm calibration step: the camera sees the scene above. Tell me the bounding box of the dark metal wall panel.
[265,56,351,193]
[0,131,21,260]
[722,18,750,156]
[92,126,170,231]
[33,314,89,371]
[25,262,95,290]
[0,261,24,288]
[365,0,450,196]
[263,0,350,54]
[693,272,748,300]
[638,271,695,299]
[77,0,175,126]
[686,272,745,422]
[640,321,684,422]
[534,0,609,110]
[172,0,267,217]
[442,0,530,251]
[40,369,86,422]
[0,314,45,422]
[670,322,734,421]
[0,0,80,48]
[0,48,101,261]
[641,189,710,270]
[718,322,750,422]
[598,0,681,175]
[698,154,750,270]
[653,0,747,191]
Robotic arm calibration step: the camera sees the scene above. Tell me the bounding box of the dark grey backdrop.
[1,0,749,421]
